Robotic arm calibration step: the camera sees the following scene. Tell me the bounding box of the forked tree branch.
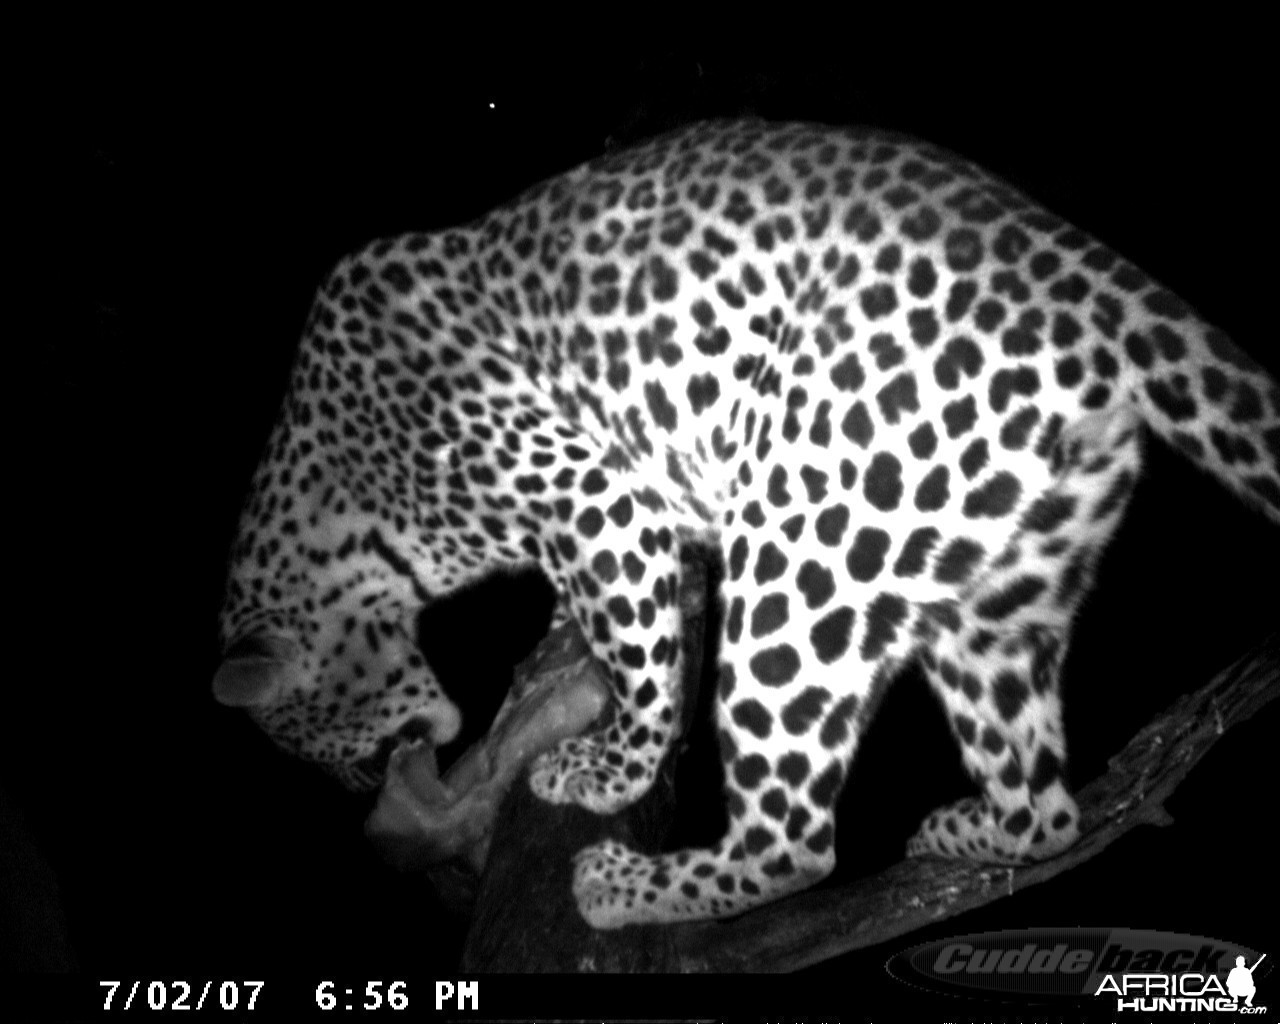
[446,551,1278,971]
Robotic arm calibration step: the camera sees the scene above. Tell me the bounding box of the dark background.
[11,27,1278,1011]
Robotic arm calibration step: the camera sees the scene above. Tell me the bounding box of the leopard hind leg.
[911,621,1080,860]
[909,405,1143,862]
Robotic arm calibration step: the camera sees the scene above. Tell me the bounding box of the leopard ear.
[212,635,297,708]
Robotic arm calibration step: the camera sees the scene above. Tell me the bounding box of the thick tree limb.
[374,545,1277,971]
[461,626,1277,971]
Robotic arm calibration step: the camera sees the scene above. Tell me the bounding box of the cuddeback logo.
[886,929,1269,1011]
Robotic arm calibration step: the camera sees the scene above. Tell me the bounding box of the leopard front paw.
[571,838,642,929]
[528,737,651,814]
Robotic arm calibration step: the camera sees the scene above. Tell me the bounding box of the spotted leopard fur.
[214,120,1280,928]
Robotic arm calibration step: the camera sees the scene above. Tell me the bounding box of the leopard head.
[214,525,460,792]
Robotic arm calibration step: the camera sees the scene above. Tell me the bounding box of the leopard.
[213,120,1280,929]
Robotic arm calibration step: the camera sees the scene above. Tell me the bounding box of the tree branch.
[375,548,1278,971]
[656,629,1279,972]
